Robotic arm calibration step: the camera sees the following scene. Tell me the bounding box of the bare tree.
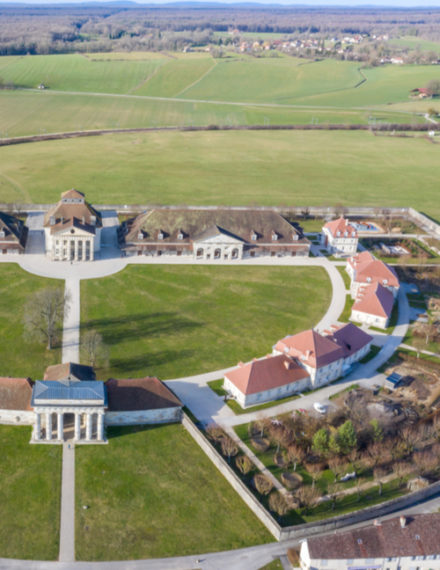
[81,329,108,367]
[235,455,253,475]
[306,462,323,489]
[413,450,437,476]
[328,456,347,482]
[221,436,238,462]
[297,485,320,513]
[373,466,387,496]
[327,482,340,511]
[392,461,412,486]
[206,424,224,443]
[253,473,274,496]
[23,287,70,350]
[287,444,306,472]
[268,491,289,519]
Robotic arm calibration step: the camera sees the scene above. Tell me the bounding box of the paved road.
[62,278,80,363]
[59,441,75,562]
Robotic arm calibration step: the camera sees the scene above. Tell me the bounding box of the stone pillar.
[35,412,41,441]
[46,412,52,441]
[57,412,64,441]
[97,413,104,441]
[74,239,78,261]
[74,413,81,441]
[86,413,92,440]
[90,240,94,261]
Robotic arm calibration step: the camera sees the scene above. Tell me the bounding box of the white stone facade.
[105,407,182,426]
[193,233,244,261]
[321,226,358,256]
[31,406,106,444]
[45,226,101,261]
[0,409,34,425]
[351,308,389,329]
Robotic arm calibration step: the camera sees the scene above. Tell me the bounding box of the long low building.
[0,363,182,444]
[120,208,310,260]
[0,211,28,254]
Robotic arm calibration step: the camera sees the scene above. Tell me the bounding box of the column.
[74,239,78,261]
[90,240,94,261]
[46,412,52,441]
[86,413,92,440]
[97,413,104,441]
[74,412,81,441]
[57,412,64,441]
[35,412,41,441]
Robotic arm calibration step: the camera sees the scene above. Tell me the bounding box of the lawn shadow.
[106,423,167,440]
[110,348,195,375]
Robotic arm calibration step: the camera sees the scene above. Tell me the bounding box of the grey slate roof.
[32,380,106,406]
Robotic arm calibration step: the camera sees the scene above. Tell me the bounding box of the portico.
[31,378,107,444]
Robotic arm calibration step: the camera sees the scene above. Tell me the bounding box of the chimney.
[400,516,406,528]
[374,519,382,527]
[305,350,311,360]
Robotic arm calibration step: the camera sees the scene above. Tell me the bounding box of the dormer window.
[344,230,348,236]
[177,230,184,240]
[90,216,96,226]
[137,231,144,240]
[251,231,258,241]
[383,279,388,285]
[271,231,279,241]
[366,277,372,283]
[292,233,298,241]
[336,230,341,236]
[0,230,5,238]
[352,232,356,237]
[158,231,164,240]
[50,216,56,226]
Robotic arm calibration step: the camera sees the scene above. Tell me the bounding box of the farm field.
[80,265,331,380]
[0,52,436,136]
[0,426,61,560]
[75,424,271,560]
[0,130,439,219]
[0,264,63,378]
[388,36,440,53]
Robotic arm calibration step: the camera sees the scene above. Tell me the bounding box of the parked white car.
[313,402,327,414]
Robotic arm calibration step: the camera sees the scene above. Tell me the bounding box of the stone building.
[120,208,310,259]
[43,189,102,261]
[321,216,358,256]
[0,211,28,254]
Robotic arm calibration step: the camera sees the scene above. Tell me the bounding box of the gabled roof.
[225,354,309,396]
[106,377,182,411]
[348,252,399,289]
[49,216,96,236]
[43,362,96,382]
[306,514,440,560]
[193,224,244,244]
[61,189,85,201]
[274,329,344,368]
[123,208,308,247]
[0,212,28,249]
[32,380,106,406]
[328,323,373,357]
[352,282,395,319]
[0,377,33,410]
[323,217,358,239]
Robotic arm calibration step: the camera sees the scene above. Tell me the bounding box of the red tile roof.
[328,323,373,357]
[0,377,33,410]
[225,354,309,395]
[348,251,399,288]
[307,514,440,560]
[106,377,182,411]
[353,282,395,319]
[275,329,344,368]
[323,217,358,238]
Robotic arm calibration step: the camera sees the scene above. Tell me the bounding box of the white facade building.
[321,217,358,256]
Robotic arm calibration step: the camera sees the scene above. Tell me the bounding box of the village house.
[120,208,310,260]
[224,324,372,407]
[0,364,182,443]
[321,216,358,256]
[299,514,440,570]
[0,211,28,254]
[346,251,400,299]
[351,282,395,329]
[43,189,102,261]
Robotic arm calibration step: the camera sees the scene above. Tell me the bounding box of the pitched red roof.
[274,329,344,368]
[353,282,395,319]
[348,252,399,289]
[306,514,440,560]
[323,217,357,238]
[225,354,309,396]
[0,377,33,410]
[328,323,373,357]
[106,377,182,411]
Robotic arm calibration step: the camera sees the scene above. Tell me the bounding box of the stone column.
[86,413,92,440]
[97,413,104,441]
[90,240,94,261]
[57,412,64,441]
[74,413,81,441]
[35,412,41,441]
[74,239,78,261]
[46,412,52,441]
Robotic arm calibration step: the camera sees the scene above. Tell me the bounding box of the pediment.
[194,232,243,245]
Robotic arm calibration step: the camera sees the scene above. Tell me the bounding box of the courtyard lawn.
[0,426,61,559]
[0,264,63,378]
[75,424,272,560]
[1,131,440,221]
[80,265,331,380]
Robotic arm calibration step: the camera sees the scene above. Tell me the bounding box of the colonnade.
[52,237,94,261]
[33,408,105,443]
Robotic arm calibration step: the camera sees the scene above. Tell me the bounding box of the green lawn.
[0,264,62,377]
[1,131,440,221]
[0,426,61,559]
[80,265,331,380]
[75,424,271,560]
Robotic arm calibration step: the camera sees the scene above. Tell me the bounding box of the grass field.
[0,426,61,559]
[80,265,330,380]
[0,52,435,136]
[75,424,271,560]
[388,36,440,53]
[0,264,62,378]
[1,130,439,220]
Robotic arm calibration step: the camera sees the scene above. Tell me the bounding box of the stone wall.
[105,407,182,426]
[0,409,34,425]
